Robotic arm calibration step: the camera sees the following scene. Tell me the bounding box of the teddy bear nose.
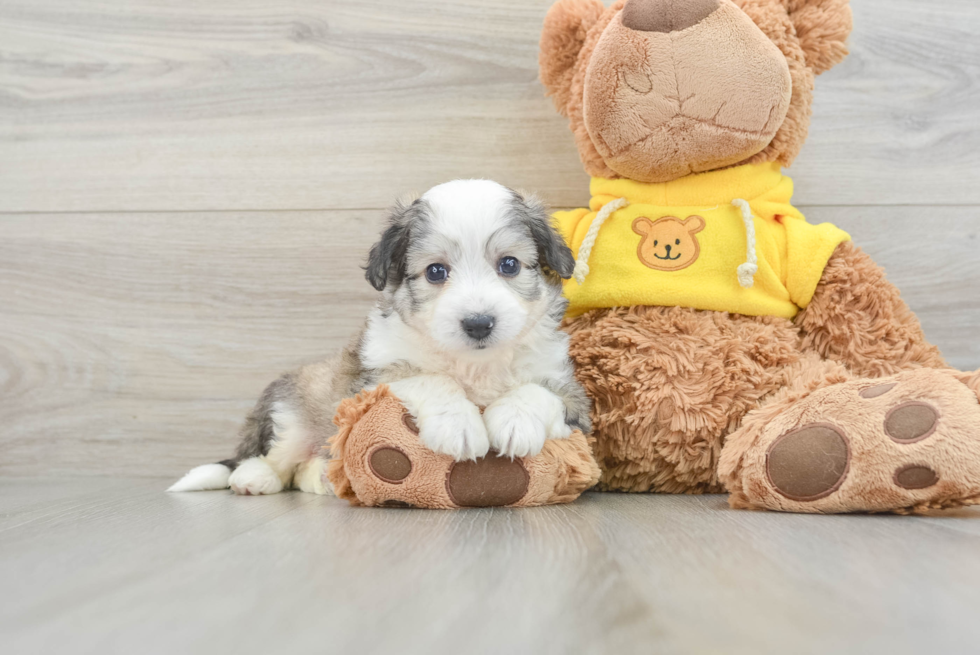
[621,0,720,33]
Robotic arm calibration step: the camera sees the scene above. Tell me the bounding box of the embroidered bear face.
[632,215,706,271]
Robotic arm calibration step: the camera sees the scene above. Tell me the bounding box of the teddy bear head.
[539,0,852,183]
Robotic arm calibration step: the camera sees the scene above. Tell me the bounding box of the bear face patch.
[632,215,705,271]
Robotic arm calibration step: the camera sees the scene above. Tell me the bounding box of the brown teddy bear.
[540,0,980,513]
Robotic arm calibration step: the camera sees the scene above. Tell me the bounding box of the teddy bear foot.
[326,386,601,509]
[721,369,980,514]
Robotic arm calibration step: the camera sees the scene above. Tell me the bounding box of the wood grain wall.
[2,0,979,478]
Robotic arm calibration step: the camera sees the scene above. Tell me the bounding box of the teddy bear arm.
[794,241,948,378]
[330,386,600,508]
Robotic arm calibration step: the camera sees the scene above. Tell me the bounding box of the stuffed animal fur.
[539,0,980,513]
[328,386,601,509]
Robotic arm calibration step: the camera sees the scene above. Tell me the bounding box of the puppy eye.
[425,263,449,284]
[497,256,521,277]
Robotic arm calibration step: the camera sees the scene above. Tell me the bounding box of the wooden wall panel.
[2,207,977,477]
[0,0,977,212]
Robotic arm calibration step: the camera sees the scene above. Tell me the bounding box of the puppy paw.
[545,411,574,441]
[484,386,572,458]
[484,400,547,458]
[228,457,284,496]
[417,402,490,461]
[294,457,333,496]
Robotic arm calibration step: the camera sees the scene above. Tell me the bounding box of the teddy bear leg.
[719,364,980,514]
[565,306,811,494]
[795,241,948,377]
[955,370,980,402]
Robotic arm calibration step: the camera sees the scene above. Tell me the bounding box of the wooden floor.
[2,478,979,654]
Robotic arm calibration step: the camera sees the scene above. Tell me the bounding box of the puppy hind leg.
[293,456,333,496]
[230,401,312,496]
[228,457,285,496]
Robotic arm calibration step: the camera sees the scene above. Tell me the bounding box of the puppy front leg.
[388,376,490,461]
[484,384,573,459]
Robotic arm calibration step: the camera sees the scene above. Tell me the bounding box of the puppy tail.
[167,460,236,492]
[168,373,297,492]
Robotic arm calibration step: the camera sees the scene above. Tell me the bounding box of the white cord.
[572,197,629,285]
[731,198,758,288]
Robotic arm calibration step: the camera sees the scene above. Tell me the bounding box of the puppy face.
[366,180,575,354]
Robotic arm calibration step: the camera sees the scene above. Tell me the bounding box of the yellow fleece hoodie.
[556,162,850,319]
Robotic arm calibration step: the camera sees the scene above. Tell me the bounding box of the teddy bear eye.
[653,240,658,247]
[675,239,681,245]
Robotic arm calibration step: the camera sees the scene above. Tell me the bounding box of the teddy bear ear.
[684,215,706,233]
[784,0,853,75]
[539,0,607,115]
[632,217,654,236]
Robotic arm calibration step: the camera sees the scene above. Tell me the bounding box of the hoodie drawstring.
[731,198,758,288]
[572,197,629,285]
[571,196,759,289]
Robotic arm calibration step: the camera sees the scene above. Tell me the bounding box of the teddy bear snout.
[621,0,720,33]
[582,0,794,183]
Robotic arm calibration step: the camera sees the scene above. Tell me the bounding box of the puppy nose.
[621,0,719,33]
[461,315,495,341]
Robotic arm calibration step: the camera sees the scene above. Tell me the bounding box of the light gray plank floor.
[3,478,980,655]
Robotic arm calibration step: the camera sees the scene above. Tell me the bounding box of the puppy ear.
[783,0,853,75]
[540,0,606,115]
[511,192,576,280]
[364,200,421,291]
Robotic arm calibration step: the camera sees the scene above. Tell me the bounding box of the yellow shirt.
[556,162,850,319]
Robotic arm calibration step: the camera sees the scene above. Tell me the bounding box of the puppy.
[169,179,591,496]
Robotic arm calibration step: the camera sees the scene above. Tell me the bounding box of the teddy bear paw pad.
[446,455,530,508]
[765,424,849,501]
[368,447,412,483]
[884,402,939,443]
[328,388,601,509]
[893,465,939,490]
[859,383,896,399]
[729,369,980,514]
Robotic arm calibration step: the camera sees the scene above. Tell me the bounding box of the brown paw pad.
[884,402,939,443]
[894,465,939,490]
[766,424,850,501]
[402,412,419,434]
[860,383,897,399]
[446,454,529,507]
[369,447,412,483]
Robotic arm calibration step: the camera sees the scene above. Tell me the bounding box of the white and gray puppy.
[169,179,591,496]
